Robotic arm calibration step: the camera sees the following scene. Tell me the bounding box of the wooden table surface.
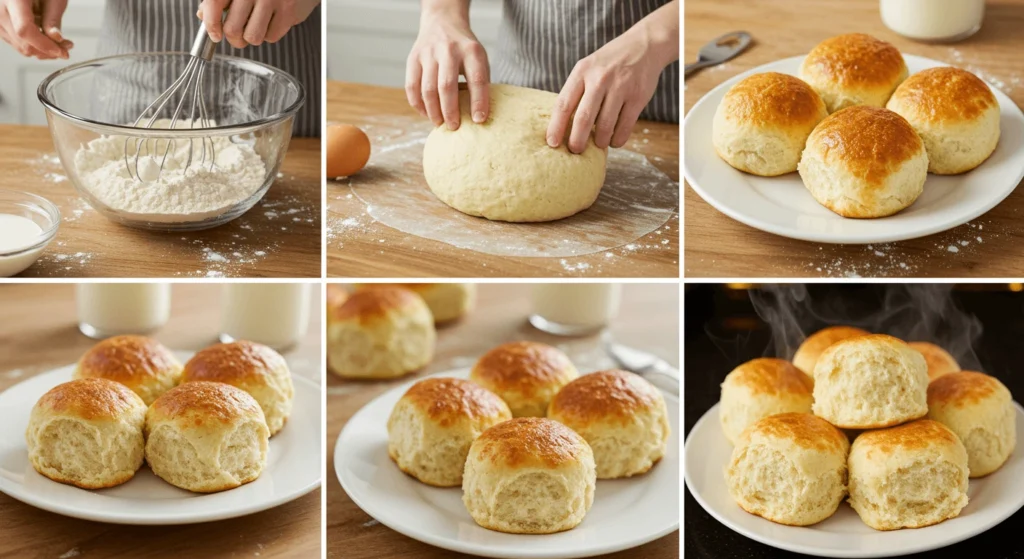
[1,126,321,278]
[0,284,322,559]
[326,283,680,559]
[684,0,1024,278]
[325,81,680,278]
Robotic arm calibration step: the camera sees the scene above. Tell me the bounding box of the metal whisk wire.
[125,23,217,181]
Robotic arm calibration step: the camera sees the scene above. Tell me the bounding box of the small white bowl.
[0,190,60,277]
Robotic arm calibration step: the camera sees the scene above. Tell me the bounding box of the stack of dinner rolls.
[386,340,671,534]
[721,326,1016,530]
[25,336,294,493]
[712,33,1000,219]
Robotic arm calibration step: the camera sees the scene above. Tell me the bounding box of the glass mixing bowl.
[38,53,304,231]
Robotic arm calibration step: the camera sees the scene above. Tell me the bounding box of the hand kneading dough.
[848,420,969,530]
[725,413,849,526]
[423,84,607,223]
[928,371,1015,477]
[886,67,1000,174]
[799,33,908,113]
[712,72,828,176]
[26,378,146,489]
[799,106,927,218]
[462,417,596,534]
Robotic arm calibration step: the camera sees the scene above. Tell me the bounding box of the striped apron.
[494,0,679,124]
[96,0,320,137]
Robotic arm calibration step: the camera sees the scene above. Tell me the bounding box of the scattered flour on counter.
[948,49,1022,94]
[58,549,81,559]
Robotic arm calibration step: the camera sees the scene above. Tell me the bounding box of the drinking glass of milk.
[880,0,984,42]
[221,283,311,350]
[529,284,622,336]
[77,283,172,338]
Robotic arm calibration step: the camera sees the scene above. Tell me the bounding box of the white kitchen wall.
[0,1,104,125]
[326,0,503,87]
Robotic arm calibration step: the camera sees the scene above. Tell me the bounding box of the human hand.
[198,0,319,49]
[547,1,678,154]
[0,0,71,59]
[405,3,489,130]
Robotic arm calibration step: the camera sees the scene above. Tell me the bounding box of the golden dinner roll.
[145,381,269,493]
[548,370,670,478]
[73,335,182,406]
[799,33,908,113]
[327,286,436,379]
[725,413,849,526]
[812,334,929,429]
[928,371,1016,477]
[388,377,512,486]
[325,284,349,318]
[848,420,969,530]
[181,341,294,436]
[357,283,476,324]
[26,378,146,489]
[718,358,812,445]
[886,67,1000,174]
[908,341,961,382]
[470,341,578,417]
[462,417,596,534]
[792,326,870,381]
[799,106,928,218]
[712,72,828,176]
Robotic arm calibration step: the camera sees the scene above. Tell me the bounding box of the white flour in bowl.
[73,120,266,223]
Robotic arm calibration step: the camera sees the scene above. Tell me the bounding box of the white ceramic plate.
[684,402,1024,558]
[0,353,322,525]
[335,368,680,559]
[683,54,1024,244]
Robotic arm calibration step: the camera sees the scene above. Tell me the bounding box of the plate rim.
[0,362,323,525]
[334,368,680,559]
[683,53,1024,245]
[683,401,1024,557]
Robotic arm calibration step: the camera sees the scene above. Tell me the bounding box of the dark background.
[684,283,1024,559]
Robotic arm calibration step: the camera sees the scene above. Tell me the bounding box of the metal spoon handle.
[685,59,714,78]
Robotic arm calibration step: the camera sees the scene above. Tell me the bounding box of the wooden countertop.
[326,283,680,559]
[1,126,321,278]
[0,284,322,558]
[325,81,680,278]
[684,0,1024,278]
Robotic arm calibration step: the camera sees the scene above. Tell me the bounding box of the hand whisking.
[124,23,218,181]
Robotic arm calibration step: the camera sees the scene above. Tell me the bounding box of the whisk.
[125,23,218,181]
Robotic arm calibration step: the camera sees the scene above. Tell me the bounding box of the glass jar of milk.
[220,283,311,350]
[77,283,171,339]
[529,284,622,336]
[880,0,984,42]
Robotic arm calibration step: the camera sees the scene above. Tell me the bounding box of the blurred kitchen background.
[326,0,501,86]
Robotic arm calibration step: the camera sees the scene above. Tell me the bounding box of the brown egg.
[326,124,371,178]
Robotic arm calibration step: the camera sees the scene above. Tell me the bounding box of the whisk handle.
[191,23,217,60]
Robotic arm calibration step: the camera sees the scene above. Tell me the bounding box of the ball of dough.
[357,283,475,324]
[712,72,828,176]
[145,381,269,493]
[423,84,607,222]
[792,326,870,382]
[327,286,436,379]
[181,340,294,436]
[928,371,1016,477]
[73,335,182,406]
[799,33,908,113]
[725,413,849,526]
[548,370,670,478]
[26,378,146,489]
[388,377,511,486]
[812,334,928,429]
[719,358,813,445]
[848,419,969,530]
[462,417,596,534]
[886,67,1000,174]
[799,106,927,218]
[470,341,578,417]
[908,341,961,382]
